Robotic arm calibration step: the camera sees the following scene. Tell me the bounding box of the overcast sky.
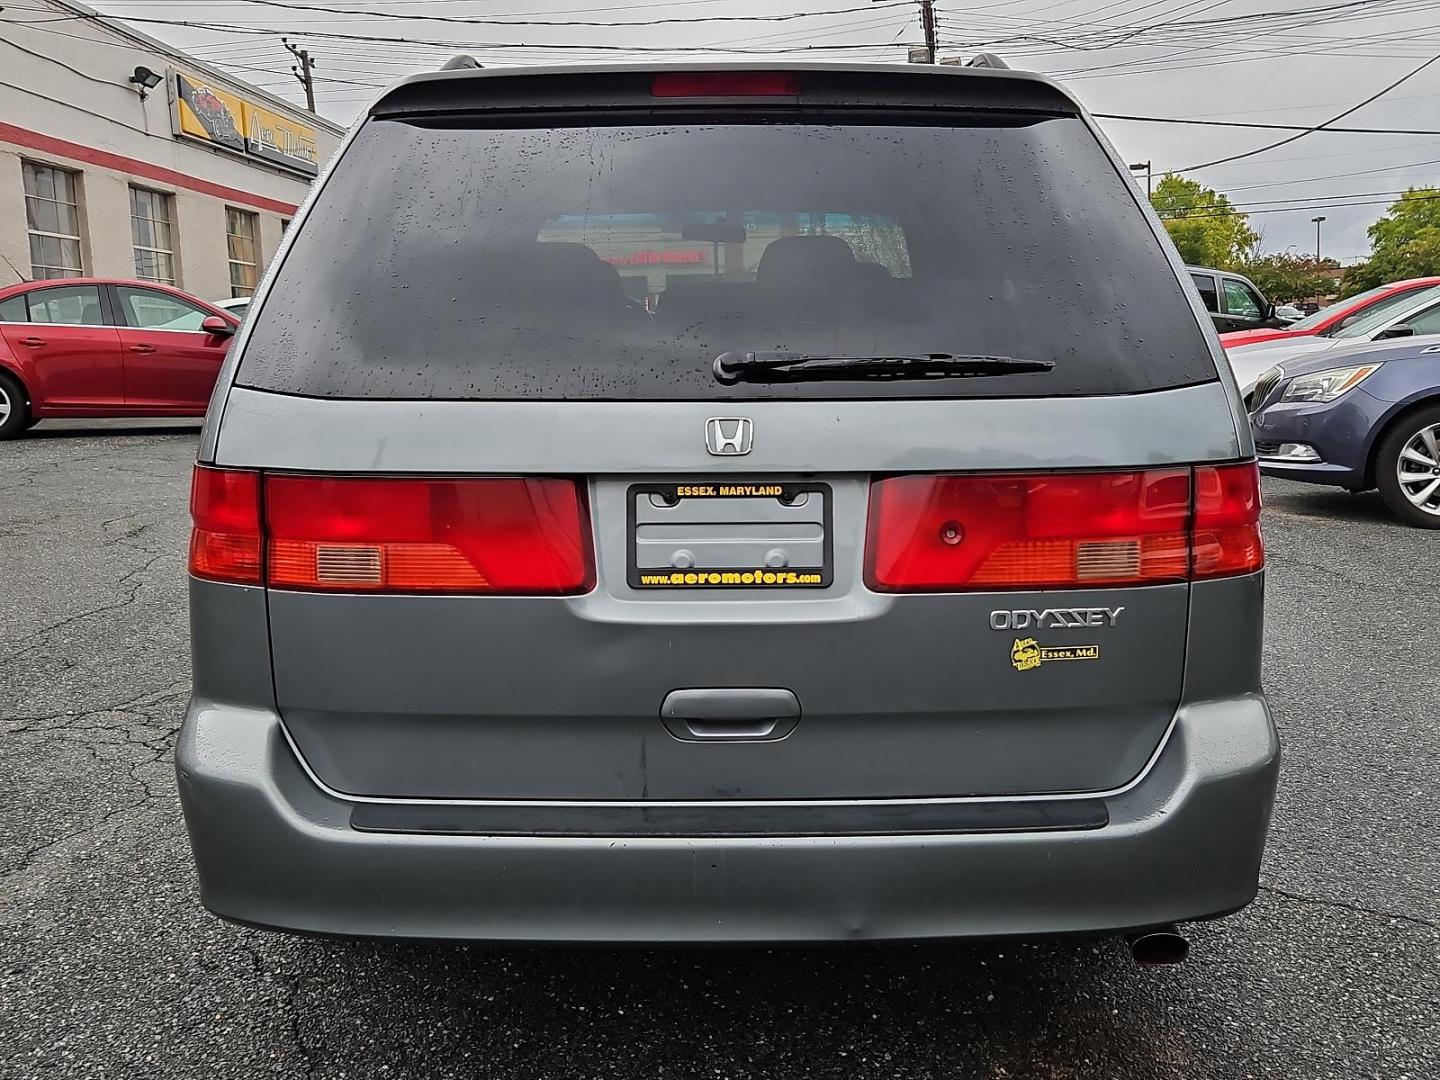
[87,0,1440,262]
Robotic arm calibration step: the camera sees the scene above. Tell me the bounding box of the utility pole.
[878,0,937,63]
[1311,215,1327,261]
[919,0,937,64]
[283,38,316,114]
[1129,160,1152,197]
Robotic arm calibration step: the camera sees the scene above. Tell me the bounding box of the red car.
[0,278,239,438]
[1219,276,1440,349]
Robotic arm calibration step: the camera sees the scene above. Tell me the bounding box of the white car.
[1227,282,1440,400]
[1273,304,1305,323]
[212,297,250,320]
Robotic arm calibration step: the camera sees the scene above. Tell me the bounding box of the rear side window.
[26,285,103,326]
[239,117,1215,400]
[1190,273,1218,314]
[0,295,28,322]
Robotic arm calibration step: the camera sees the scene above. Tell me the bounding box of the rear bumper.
[176,696,1278,943]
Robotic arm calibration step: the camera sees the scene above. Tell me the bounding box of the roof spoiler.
[371,63,1078,122]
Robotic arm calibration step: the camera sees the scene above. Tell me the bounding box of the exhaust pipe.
[1127,925,1190,966]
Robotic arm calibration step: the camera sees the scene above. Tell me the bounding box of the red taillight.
[188,469,594,594]
[867,470,1192,592]
[865,465,1264,592]
[651,71,801,98]
[189,466,262,585]
[265,475,592,594]
[1192,462,1265,579]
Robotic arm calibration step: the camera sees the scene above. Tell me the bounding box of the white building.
[0,0,344,302]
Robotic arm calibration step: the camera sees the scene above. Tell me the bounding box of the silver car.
[177,63,1276,957]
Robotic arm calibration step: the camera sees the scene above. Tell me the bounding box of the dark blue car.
[1250,334,1440,527]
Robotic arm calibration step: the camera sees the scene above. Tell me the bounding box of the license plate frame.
[626,481,833,590]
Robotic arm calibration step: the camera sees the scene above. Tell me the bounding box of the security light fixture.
[129,65,163,99]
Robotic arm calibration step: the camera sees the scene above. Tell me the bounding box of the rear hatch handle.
[660,688,800,743]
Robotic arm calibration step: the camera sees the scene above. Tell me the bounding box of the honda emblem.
[705,417,753,456]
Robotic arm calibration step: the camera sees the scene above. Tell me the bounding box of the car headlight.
[1280,363,1382,403]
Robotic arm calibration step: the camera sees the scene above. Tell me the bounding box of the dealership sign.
[172,72,319,176]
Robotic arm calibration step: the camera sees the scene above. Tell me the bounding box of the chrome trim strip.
[0,324,228,334]
[0,319,110,328]
[119,326,229,335]
[273,708,1183,809]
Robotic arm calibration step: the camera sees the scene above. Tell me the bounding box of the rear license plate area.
[627,481,832,589]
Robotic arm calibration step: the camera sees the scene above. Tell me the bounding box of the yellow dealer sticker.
[1011,637,1100,672]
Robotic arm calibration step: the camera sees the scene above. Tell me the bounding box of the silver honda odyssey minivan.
[177,62,1277,953]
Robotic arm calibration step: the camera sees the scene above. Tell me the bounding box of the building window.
[23,162,84,279]
[130,187,177,285]
[225,208,259,297]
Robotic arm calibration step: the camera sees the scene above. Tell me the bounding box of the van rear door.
[216,67,1248,803]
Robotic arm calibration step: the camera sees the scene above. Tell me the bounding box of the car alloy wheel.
[1396,421,1440,516]
[0,383,10,427]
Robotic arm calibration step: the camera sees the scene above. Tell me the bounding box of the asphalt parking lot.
[2,420,1437,1080]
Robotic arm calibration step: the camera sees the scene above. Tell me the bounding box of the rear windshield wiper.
[712,351,1055,385]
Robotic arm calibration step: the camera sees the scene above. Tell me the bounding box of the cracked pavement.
[2,421,1437,1079]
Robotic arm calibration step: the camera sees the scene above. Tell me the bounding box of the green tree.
[1341,188,1440,295]
[1236,252,1338,304]
[1149,173,1258,269]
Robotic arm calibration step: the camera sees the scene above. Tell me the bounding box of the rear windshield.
[238,117,1215,400]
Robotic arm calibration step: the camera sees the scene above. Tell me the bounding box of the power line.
[1044,25,1440,81]
[19,0,1430,67]
[1157,191,1440,219]
[0,26,134,90]
[936,0,1403,39]
[1074,1,1440,53]
[24,9,920,53]
[0,75,167,139]
[1177,51,1440,171]
[932,0,1421,53]
[933,0,1440,77]
[49,0,1403,54]
[1157,89,1440,122]
[1094,112,1440,136]
[14,0,914,30]
[984,22,1440,76]
[1159,187,1436,212]
[1207,155,1440,194]
[14,0,1440,182]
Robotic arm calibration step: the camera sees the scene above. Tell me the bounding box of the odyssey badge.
[990,606,1124,631]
